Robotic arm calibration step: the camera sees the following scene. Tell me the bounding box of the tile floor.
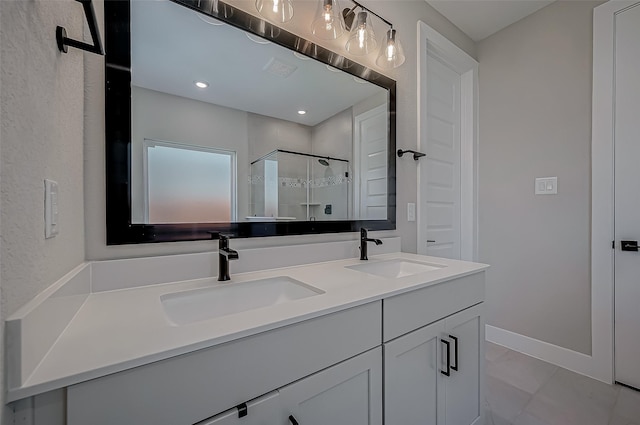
[484,342,640,425]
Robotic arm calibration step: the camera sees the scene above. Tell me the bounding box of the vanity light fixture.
[255,0,294,23]
[342,1,405,67]
[311,0,345,40]
[194,81,209,89]
[376,28,405,69]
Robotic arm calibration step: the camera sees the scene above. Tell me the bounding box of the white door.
[614,2,640,391]
[354,105,388,220]
[419,52,461,259]
[279,348,383,425]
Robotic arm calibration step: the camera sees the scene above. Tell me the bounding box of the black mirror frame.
[104,0,396,244]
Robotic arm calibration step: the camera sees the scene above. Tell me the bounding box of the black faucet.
[217,234,239,281]
[360,228,383,260]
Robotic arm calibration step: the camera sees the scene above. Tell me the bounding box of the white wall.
[0,0,86,420]
[85,0,476,260]
[478,1,601,355]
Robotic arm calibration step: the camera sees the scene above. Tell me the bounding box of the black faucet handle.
[207,232,236,240]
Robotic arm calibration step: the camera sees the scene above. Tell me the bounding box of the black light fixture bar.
[343,0,393,31]
[348,0,392,27]
[56,0,104,55]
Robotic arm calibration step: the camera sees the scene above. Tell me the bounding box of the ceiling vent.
[263,57,298,78]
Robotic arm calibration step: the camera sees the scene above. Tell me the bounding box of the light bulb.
[386,43,395,61]
[357,26,366,49]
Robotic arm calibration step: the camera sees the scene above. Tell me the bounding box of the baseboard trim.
[485,325,604,382]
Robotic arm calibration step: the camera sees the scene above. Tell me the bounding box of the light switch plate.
[407,203,416,222]
[45,179,59,238]
[535,177,558,195]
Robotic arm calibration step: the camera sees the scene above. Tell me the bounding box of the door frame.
[591,0,639,384]
[417,21,478,261]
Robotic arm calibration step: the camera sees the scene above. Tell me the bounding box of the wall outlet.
[407,203,416,222]
[45,179,59,238]
[535,177,558,195]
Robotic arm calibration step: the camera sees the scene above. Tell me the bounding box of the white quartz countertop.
[13,252,487,400]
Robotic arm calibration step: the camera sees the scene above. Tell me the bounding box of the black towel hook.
[56,0,104,55]
[397,149,426,161]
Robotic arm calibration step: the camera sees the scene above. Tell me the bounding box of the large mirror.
[105,0,396,244]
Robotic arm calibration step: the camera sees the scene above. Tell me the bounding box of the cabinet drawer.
[67,302,381,425]
[383,272,484,341]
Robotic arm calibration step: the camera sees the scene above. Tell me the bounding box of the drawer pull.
[450,335,459,372]
[289,415,300,425]
[440,339,451,377]
[236,402,248,418]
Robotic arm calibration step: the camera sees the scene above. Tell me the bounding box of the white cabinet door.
[384,320,446,425]
[443,304,484,425]
[196,392,280,425]
[279,348,382,425]
[384,304,484,425]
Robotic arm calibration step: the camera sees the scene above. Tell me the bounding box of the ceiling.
[130,0,384,127]
[427,0,555,42]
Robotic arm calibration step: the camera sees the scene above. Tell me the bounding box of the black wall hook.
[57,0,104,55]
[397,149,426,160]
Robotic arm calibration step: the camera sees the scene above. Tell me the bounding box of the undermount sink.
[161,276,324,325]
[347,258,445,279]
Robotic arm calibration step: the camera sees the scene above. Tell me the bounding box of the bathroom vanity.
[7,243,487,425]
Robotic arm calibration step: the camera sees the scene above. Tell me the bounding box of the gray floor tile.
[536,368,620,411]
[513,411,554,425]
[485,374,532,423]
[610,414,640,425]
[521,367,619,425]
[486,341,510,362]
[613,386,640,421]
[486,350,558,394]
[523,393,612,425]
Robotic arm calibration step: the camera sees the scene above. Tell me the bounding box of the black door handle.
[289,415,299,425]
[621,240,639,251]
[450,335,459,371]
[441,339,451,376]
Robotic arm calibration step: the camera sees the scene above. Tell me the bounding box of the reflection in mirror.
[104,0,396,243]
[130,0,388,224]
[250,150,350,221]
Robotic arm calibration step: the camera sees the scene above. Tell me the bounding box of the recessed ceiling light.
[298,110,307,115]
[194,81,209,89]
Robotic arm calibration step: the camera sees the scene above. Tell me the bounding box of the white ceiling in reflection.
[130,0,385,126]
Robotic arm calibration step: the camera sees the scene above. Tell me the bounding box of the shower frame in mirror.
[104,0,396,244]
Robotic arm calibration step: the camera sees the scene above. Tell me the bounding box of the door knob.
[621,240,639,251]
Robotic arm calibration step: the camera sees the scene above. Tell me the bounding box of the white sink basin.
[160,276,324,325]
[347,259,445,278]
